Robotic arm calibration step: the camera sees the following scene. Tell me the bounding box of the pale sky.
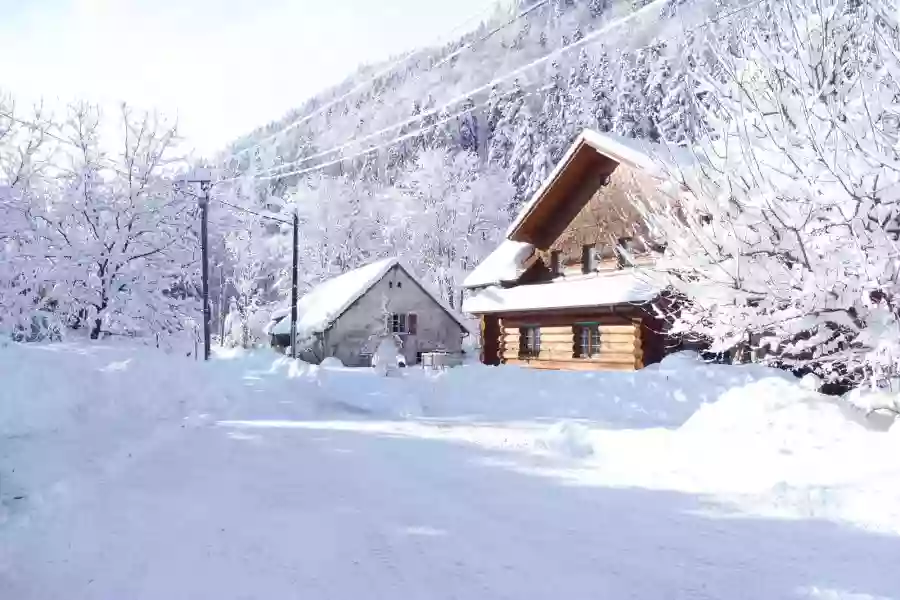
[0,0,502,156]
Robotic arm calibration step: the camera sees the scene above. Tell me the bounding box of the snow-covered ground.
[2,341,900,599]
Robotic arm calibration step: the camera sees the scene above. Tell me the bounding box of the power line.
[240,0,549,177]
[212,196,292,224]
[228,0,672,184]
[221,0,509,164]
[219,89,518,185]
[235,0,765,185]
[239,86,516,181]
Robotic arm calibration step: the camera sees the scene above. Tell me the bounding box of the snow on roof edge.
[462,269,661,315]
[462,240,534,289]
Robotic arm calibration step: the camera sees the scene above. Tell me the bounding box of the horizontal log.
[500,326,642,341]
[501,333,575,344]
[503,358,639,371]
[503,348,643,362]
[598,325,640,334]
[577,353,642,364]
[537,349,576,359]
[501,313,641,328]
[595,332,641,343]
[595,340,641,351]
[537,335,576,344]
[535,342,576,350]
[534,326,574,335]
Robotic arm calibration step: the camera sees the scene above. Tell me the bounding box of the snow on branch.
[637,0,900,385]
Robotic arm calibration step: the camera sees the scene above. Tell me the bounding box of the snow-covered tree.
[223,214,270,347]
[223,297,244,348]
[639,0,900,386]
[394,148,513,306]
[3,103,200,343]
[487,82,525,171]
[369,292,402,376]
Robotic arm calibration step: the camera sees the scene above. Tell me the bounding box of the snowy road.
[3,412,900,599]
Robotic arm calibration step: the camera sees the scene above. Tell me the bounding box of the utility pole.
[199,179,212,361]
[182,168,213,361]
[219,264,226,347]
[290,209,299,359]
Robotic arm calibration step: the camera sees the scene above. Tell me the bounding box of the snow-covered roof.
[461,269,660,315]
[462,240,535,289]
[270,258,470,337]
[506,129,694,238]
[270,258,399,337]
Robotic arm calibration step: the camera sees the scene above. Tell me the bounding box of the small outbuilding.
[268,258,470,367]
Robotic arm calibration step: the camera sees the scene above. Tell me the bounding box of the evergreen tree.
[487,82,525,171]
[457,98,480,154]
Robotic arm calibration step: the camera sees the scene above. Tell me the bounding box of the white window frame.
[390,313,409,334]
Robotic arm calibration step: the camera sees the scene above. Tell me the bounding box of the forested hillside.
[4,0,900,386]
[213,0,727,337]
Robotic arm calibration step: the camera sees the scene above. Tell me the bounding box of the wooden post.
[289,210,299,359]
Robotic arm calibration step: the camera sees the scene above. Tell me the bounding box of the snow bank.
[601,375,900,533]
[0,343,324,512]
[320,356,345,368]
[414,351,787,428]
[844,387,900,419]
[6,340,900,538]
[536,421,595,458]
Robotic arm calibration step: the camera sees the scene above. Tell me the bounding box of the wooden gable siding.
[512,160,663,287]
[547,163,656,266]
[511,147,618,248]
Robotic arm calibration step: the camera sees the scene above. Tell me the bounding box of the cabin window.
[574,324,601,358]
[390,313,417,334]
[582,244,596,274]
[519,326,541,358]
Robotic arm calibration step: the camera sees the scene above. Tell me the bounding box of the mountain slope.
[210,0,733,338]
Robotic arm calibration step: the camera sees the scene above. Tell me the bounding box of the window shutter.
[616,237,633,269]
[550,250,561,276]
[582,244,596,274]
[408,313,418,335]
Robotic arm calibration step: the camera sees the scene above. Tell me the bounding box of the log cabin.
[462,129,686,371]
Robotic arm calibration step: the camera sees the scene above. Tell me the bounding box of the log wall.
[496,309,646,371]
